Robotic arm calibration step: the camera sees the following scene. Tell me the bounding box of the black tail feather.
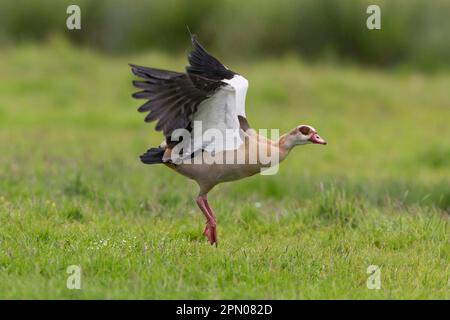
[140,147,165,165]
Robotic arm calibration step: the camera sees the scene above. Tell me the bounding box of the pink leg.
[196,194,217,246]
[202,197,217,244]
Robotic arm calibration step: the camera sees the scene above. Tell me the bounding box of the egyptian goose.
[130,35,326,246]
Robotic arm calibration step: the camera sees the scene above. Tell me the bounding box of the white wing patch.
[222,75,248,117]
[185,75,249,157]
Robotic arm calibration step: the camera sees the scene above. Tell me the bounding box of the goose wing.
[130,35,250,156]
[187,36,250,154]
[130,64,222,137]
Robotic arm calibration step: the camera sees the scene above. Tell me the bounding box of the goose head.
[294,125,327,145]
[285,125,327,147]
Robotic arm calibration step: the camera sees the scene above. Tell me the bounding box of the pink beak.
[309,133,327,145]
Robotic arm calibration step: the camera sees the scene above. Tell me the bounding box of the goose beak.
[309,133,327,145]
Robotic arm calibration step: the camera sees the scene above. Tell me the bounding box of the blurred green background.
[0,0,449,299]
[1,0,450,71]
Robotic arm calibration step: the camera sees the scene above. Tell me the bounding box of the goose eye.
[298,126,311,135]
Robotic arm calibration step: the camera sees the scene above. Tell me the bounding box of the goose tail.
[140,147,165,165]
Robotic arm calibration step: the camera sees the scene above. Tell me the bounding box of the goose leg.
[203,197,217,245]
[196,194,217,246]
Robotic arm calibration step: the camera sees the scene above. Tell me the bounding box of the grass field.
[0,39,449,299]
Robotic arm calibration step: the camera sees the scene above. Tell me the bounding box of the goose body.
[169,130,288,194]
[130,35,327,246]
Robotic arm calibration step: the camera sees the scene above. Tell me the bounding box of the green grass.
[0,39,449,299]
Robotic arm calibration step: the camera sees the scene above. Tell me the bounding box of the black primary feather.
[186,35,236,80]
[130,63,224,137]
[130,35,235,138]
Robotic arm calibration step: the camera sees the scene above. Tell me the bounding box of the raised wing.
[130,64,223,137]
[130,35,250,156]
